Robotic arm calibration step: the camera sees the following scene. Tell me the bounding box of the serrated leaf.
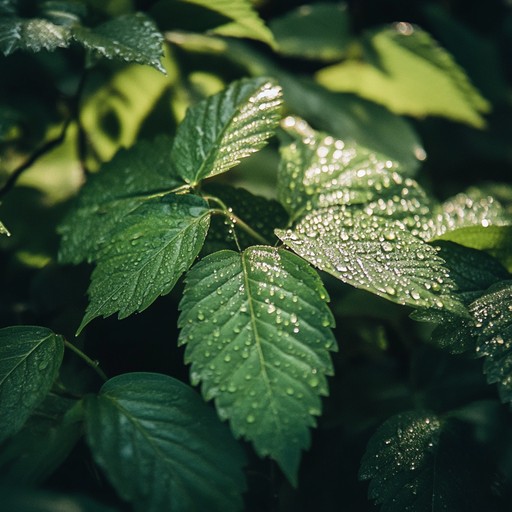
[0,394,83,484]
[468,281,512,403]
[428,191,512,240]
[202,183,288,253]
[180,0,276,48]
[59,137,184,264]
[433,241,510,302]
[277,207,465,315]
[78,194,210,332]
[269,3,352,61]
[278,117,432,225]
[0,16,71,55]
[171,77,282,185]
[178,247,336,484]
[85,372,246,512]
[316,25,490,128]
[360,411,490,511]
[72,13,165,72]
[0,326,64,443]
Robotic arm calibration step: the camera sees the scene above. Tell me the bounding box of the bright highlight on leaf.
[316,24,490,128]
[0,219,10,236]
[178,247,336,484]
[78,194,211,333]
[180,0,276,49]
[86,373,246,512]
[171,77,282,185]
[277,207,465,315]
[0,326,64,443]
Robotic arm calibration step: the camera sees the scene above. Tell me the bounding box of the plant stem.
[64,339,108,382]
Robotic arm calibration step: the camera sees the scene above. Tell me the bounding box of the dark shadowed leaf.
[85,372,246,512]
[0,326,64,443]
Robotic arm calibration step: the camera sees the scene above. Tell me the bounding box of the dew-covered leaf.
[0,16,71,55]
[86,372,246,512]
[180,0,276,48]
[278,117,432,225]
[277,207,465,315]
[72,13,165,72]
[178,247,336,484]
[59,137,183,264]
[202,183,288,253]
[316,25,490,128]
[269,3,352,61]
[0,326,64,443]
[360,410,491,511]
[171,77,282,185]
[78,194,210,332]
[432,241,510,302]
[428,191,512,240]
[0,394,83,484]
[469,281,512,403]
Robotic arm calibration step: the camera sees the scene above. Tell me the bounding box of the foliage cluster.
[1,0,512,511]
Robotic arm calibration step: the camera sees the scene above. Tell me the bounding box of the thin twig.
[64,339,108,382]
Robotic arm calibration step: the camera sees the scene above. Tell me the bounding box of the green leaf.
[360,410,490,511]
[433,226,512,272]
[269,3,352,61]
[0,326,64,443]
[0,394,83,484]
[432,241,510,302]
[278,117,432,224]
[178,247,336,484]
[78,194,210,332]
[85,372,246,512]
[59,137,184,264]
[277,207,465,315]
[171,77,282,185]
[202,184,288,253]
[72,13,165,72]
[180,0,276,48]
[429,191,512,240]
[0,16,71,55]
[316,25,490,128]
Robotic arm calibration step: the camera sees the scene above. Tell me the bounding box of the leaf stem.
[64,339,108,382]
[206,195,271,246]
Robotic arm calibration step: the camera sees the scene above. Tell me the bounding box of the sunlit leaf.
[270,3,352,61]
[86,372,246,512]
[58,137,183,265]
[0,326,64,443]
[178,247,336,484]
[180,0,276,48]
[316,25,490,128]
[360,410,491,511]
[277,207,465,315]
[171,77,282,185]
[78,194,210,332]
[278,116,431,224]
[72,13,165,72]
[0,219,10,236]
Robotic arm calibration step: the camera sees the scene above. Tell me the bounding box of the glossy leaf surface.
[86,372,246,512]
[171,77,282,185]
[0,326,64,443]
[78,194,210,332]
[178,247,336,484]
